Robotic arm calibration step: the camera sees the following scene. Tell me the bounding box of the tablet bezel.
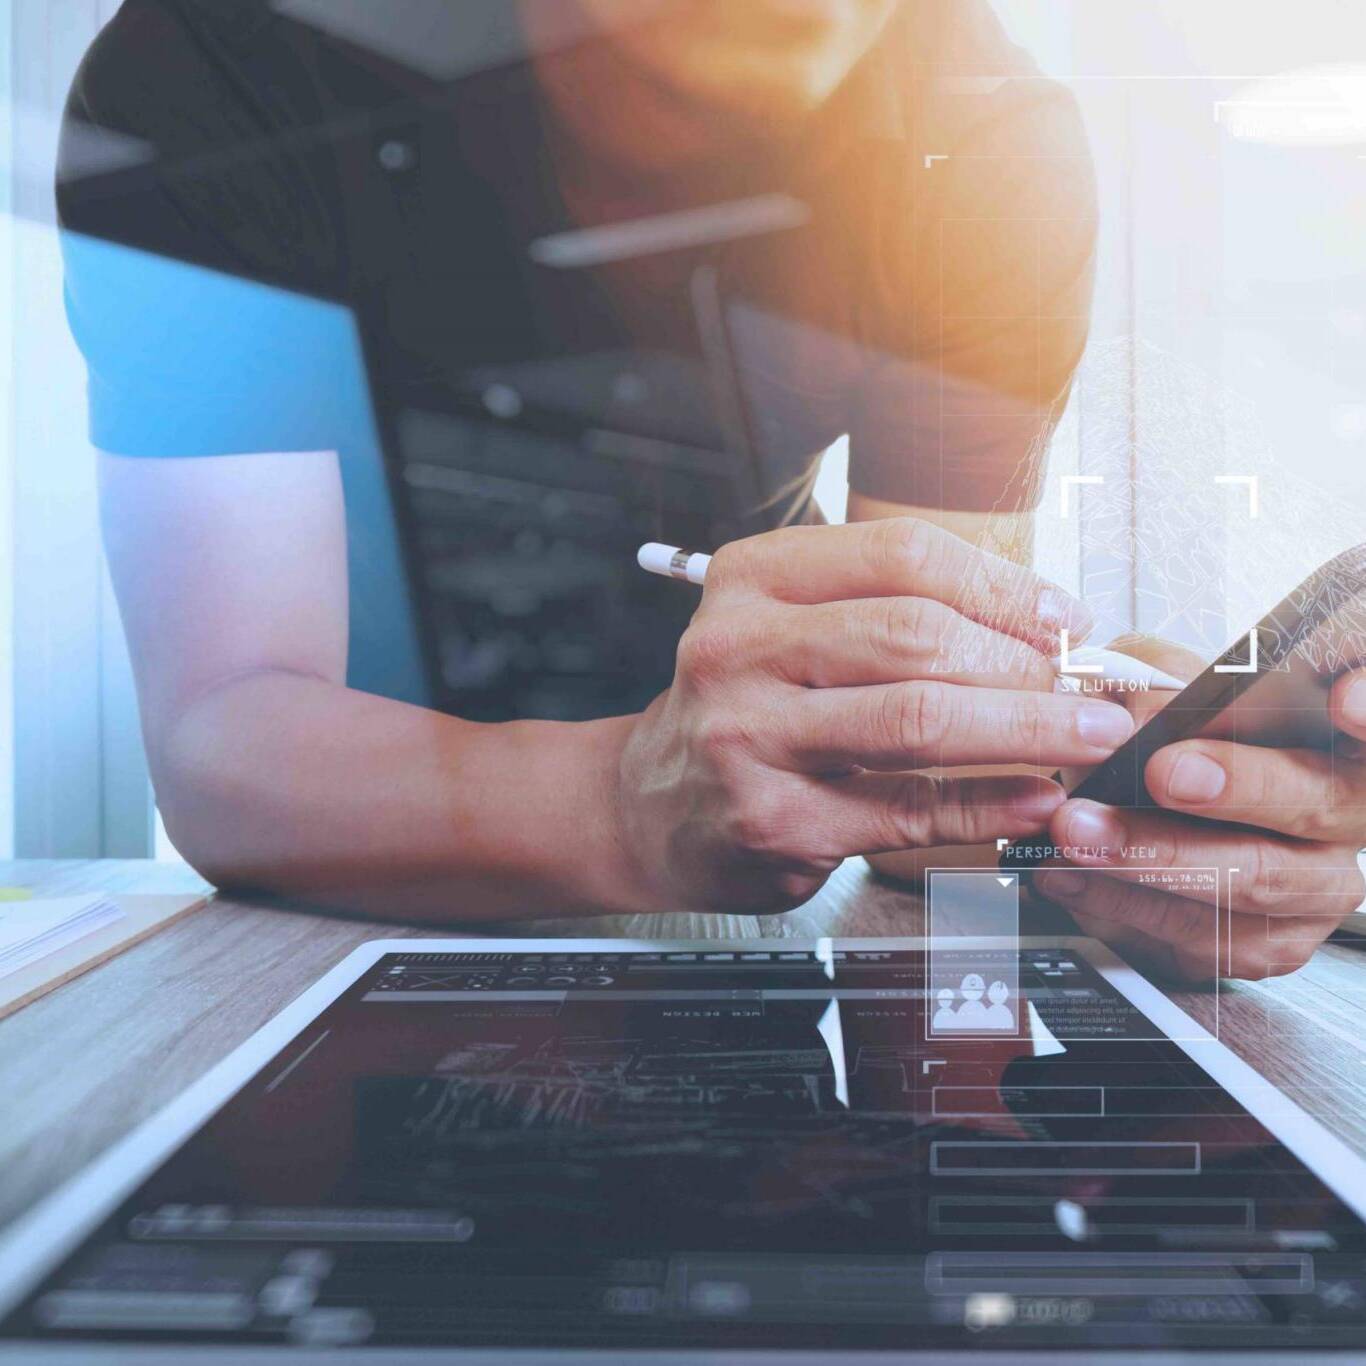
[3,933,1365,1354]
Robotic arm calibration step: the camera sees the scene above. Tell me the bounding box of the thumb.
[1099,633,1204,726]
[1105,632,1206,683]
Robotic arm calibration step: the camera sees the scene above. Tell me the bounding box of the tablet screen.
[5,944,1366,1354]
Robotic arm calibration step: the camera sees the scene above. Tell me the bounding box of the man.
[58,0,1366,978]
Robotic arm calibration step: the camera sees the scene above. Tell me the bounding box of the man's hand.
[1036,636,1366,981]
[616,518,1137,915]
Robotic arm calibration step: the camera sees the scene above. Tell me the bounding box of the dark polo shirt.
[58,0,1096,719]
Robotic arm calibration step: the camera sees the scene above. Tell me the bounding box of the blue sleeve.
[61,228,430,707]
[62,230,357,458]
[56,9,429,705]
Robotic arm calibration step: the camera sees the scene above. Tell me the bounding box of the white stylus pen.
[636,541,1189,691]
[637,541,713,586]
[1057,645,1187,691]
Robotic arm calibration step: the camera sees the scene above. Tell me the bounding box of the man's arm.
[105,452,1122,922]
[101,449,640,921]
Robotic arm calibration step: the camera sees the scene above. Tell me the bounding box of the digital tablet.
[2,936,1365,1363]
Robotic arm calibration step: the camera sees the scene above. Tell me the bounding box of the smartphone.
[1001,542,1366,868]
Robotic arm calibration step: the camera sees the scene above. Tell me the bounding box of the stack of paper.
[0,896,125,982]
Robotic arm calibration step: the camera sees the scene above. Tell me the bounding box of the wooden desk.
[3,857,1366,1238]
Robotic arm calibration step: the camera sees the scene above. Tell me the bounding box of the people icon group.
[933,973,1015,1031]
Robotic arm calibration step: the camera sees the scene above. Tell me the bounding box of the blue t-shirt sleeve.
[55,8,429,705]
[62,230,357,458]
[60,228,429,705]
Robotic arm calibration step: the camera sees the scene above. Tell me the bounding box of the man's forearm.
[153,670,645,921]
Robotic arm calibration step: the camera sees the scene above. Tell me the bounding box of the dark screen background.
[6,945,1366,1352]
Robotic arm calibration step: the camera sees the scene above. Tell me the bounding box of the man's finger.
[820,771,1065,856]
[1331,667,1366,744]
[759,597,1058,692]
[704,518,1092,653]
[1146,738,1366,841]
[1104,633,1205,726]
[1106,632,1206,683]
[782,682,1134,773]
[1048,798,1366,916]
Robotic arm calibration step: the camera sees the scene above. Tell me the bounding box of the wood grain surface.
[2,857,1365,1236]
[0,894,207,1021]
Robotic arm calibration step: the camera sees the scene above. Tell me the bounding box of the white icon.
[1059,473,1104,519]
[933,973,1016,1032]
[1214,627,1259,674]
[1212,472,1259,519]
[985,980,1014,1029]
[955,973,989,1026]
